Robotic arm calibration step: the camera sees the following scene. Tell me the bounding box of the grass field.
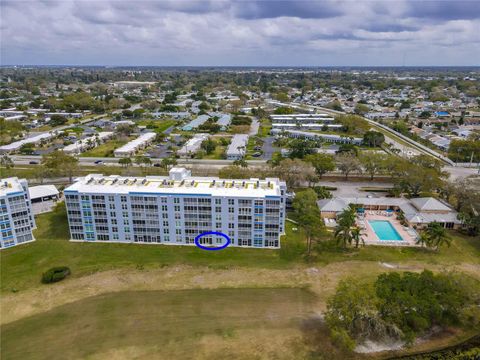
[2,203,479,294]
[1,288,318,360]
[81,138,131,157]
[202,144,227,159]
[1,204,479,359]
[136,119,177,133]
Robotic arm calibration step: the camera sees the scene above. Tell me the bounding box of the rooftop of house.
[317,196,460,224]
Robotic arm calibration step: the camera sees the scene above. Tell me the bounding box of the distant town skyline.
[1,0,480,66]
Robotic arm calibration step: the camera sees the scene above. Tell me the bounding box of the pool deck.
[356,212,418,247]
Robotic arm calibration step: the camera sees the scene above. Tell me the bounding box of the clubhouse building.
[64,168,287,248]
[318,196,462,230]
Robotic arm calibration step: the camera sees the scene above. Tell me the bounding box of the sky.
[1,0,480,66]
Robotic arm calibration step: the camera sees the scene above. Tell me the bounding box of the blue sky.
[1,0,479,66]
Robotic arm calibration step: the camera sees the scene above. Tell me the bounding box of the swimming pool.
[368,220,403,241]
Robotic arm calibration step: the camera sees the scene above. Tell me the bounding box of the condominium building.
[64,168,287,248]
[178,133,209,157]
[226,134,249,160]
[0,177,36,249]
[114,132,156,158]
[270,113,335,124]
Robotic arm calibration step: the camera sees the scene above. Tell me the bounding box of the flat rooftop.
[1,177,25,197]
[65,170,284,198]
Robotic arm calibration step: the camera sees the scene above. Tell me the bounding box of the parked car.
[252,152,262,157]
[153,163,161,167]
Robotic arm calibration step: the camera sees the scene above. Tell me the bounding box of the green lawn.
[136,119,177,133]
[202,144,227,159]
[1,288,317,360]
[81,138,131,157]
[0,205,306,292]
[1,204,479,294]
[259,118,271,138]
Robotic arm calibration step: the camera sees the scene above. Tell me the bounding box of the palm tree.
[351,227,364,248]
[425,222,451,250]
[334,221,352,249]
[415,231,431,248]
[334,208,357,249]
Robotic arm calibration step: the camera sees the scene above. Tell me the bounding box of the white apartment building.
[178,133,209,157]
[0,177,36,249]
[270,114,335,124]
[271,129,363,145]
[226,134,249,160]
[63,132,113,154]
[64,168,286,249]
[114,132,156,158]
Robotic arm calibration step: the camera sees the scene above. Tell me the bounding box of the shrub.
[41,266,71,284]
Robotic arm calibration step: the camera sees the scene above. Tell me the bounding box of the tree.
[0,154,14,169]
[336,153,361,180]
[313,186,332,199]
[272,158,315,188]
[362,131,385,147]
[49,114,67,127]
[325,279,386,350]
[305,153,335,178]
[232,158,248,168]
[375,271,466,343]
[350,227,364,248]
[273,106,295,115]
[119,157,132,168]
[19,143,35,155]
[394,165,444,197]
[201,138,217,155]
[41,151,79,183]
[359,153,387,180]
[115,124,135,137]
[134,155,151,174]
[334,207,357,248]
[160,157,177,170]
[218,165,251,179]
[354,103,369,115]
[292,189,324,256]
[450,179,480,236]
[336,115,370,135]
[288,139,316,159]
[423,222,451,250]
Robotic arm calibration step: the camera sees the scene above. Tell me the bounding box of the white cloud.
[1,0,479,65]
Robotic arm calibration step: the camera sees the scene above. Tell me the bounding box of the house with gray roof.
[318,196,461,230]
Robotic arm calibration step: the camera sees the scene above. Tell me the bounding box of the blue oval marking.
[194,231,231,251]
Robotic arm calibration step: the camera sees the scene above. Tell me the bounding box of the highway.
[10,155,478,180]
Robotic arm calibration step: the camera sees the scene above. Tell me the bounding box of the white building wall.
[64,170,286,249]
[0,178,36,249]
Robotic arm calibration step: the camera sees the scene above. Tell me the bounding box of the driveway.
[261,136,278,160]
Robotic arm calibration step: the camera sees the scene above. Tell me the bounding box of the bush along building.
[0,177,36,248]
[64,168,287,248]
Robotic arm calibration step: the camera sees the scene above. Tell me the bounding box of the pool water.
[368,220,403,241]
